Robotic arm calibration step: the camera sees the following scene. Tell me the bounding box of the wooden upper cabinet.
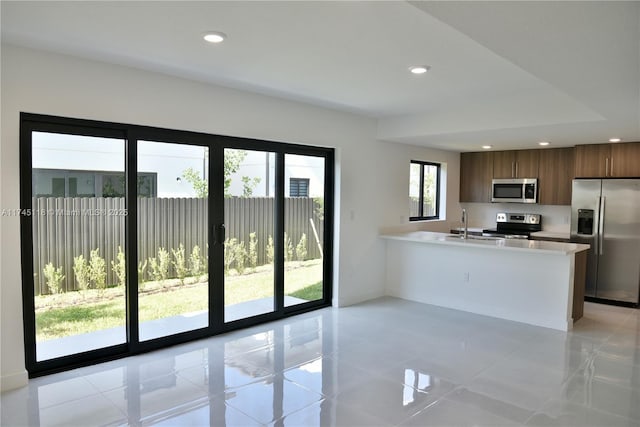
[460,151,493,202]
[492,150,539,178]
[575,142,640,177]
[574,144,611,177]
[610,143,640,177]
[538,147,574,205]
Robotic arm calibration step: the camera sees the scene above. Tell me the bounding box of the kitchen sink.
[445,234,504,241]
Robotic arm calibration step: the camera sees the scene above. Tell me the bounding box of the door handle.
[599,197,605,255]
[213,223,226,245]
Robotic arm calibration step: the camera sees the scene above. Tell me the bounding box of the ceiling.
[2,1,639,152]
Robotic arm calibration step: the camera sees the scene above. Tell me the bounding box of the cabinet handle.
[611,158,614,176]
[512,161,515,178]
[515,162,519,178]
[605,158,609,177]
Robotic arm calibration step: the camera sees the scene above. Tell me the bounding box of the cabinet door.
[574,144,610,178]
[515,150,539,178]
[538,147,574,205]
[492,150,539,178]
[492,151,516,178]
[611,142,640,177]
[460,151,493,202]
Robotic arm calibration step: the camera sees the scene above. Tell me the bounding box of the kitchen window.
[409,160,441,221]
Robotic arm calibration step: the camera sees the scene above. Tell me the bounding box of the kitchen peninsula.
[380,232,590,331]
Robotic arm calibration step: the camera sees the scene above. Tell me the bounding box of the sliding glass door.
[30,130,128,361]
[284,154,326,307]
[223,149,276,323]
[21,113,333,376]
[137,140,210,341]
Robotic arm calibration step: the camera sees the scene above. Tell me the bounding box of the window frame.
[20,112,334,377]
[409,160,441,221]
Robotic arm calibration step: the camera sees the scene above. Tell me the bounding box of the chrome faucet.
[461,208,468,239]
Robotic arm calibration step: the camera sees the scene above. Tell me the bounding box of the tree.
[182,168,208,198]
[182,149,261,198]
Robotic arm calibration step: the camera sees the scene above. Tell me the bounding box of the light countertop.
[380,231,589,255]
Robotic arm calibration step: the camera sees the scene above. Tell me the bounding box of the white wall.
[0,45,461,390]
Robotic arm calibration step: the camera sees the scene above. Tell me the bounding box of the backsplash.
[458,203,571,232]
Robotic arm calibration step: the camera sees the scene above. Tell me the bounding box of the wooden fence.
[32,197,324,295]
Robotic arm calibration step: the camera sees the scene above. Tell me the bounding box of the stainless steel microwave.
[491,178,538,203]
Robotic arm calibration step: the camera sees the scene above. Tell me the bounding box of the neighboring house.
[33,133,324,198]
[226,150,325,198]
[33,168,157,198]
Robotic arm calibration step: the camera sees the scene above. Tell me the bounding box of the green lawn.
[36,259,323,341]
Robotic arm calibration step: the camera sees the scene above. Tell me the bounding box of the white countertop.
[380,231,589,255]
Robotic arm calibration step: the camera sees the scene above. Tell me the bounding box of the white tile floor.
[2,297,639,426]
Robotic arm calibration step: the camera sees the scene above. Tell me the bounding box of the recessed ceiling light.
[203,32,226,43]
[409,65,431,75]
[482,145,492,150]
[609,138,621,143]
[538,141,550,146]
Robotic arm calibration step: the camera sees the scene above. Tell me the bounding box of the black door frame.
[20,113,334,377]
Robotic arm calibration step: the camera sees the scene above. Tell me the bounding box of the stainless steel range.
[483,212,541,239]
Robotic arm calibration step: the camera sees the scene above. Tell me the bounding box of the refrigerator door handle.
[599,196,606,255]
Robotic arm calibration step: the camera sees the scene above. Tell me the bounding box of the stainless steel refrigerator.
[571,179,640,305]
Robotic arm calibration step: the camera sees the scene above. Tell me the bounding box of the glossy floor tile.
[2,298,639,426]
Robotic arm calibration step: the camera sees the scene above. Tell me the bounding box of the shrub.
[284,232,294,262]
[137,260,147,289]
[89,249,107,291]
[73,255,90,293]
[157,248,170,280]
[172,243,188,284]
[234,241,247,275]
[296,233,307,261]
[149,247,170,283]
[111,246,126,287]
[43,262,65,295]
[266,235,274,264]
[189,245,204,277]
[248,232,258,271]
[224,238,238,274]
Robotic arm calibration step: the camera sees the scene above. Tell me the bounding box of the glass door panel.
[224,149,276,322]
[31,132,127,361]
[137,141,209,341]
[284,154,325,307]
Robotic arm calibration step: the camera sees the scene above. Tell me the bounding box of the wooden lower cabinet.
[573,251,587,321]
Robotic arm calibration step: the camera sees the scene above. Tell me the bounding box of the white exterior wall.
[0,44,461,390]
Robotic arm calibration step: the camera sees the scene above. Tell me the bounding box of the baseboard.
[1,370,29,392]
